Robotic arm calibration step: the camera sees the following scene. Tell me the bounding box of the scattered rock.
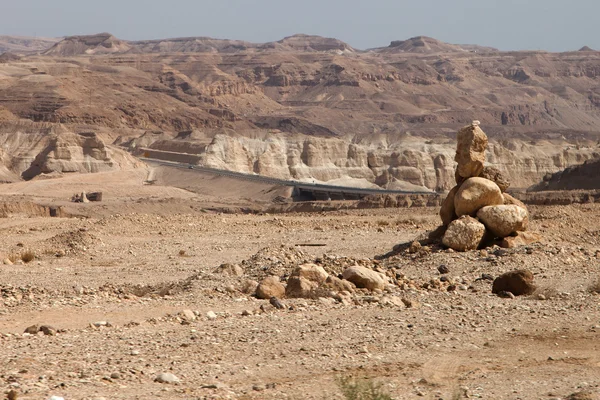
[492,270,536,296]
[3,258,13,265]
[442,216,486,252]
[455,123,488,181]
[408,241,422,254]
[255,276,285,299]
[269,296,285,309]
[215,263,244,276]
[240,279,259,295]
[324,275,356,292]
[180,309,196,322]
[7,390,18,400]
[479,166,510,192]
[566,390,600,400]
[206,311,217,320]
[24,325,39,334]
[439,185,459,226]
[285,276,319,298]
[477,205,529,237]
[290,263,328,284]
[438,264,450,274]
[501,231,542,248]
[342,265,386,290]
[454,177,504,217]
[39,325,57,336]
[154,372,180,384]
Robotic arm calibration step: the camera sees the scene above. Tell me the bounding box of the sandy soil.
[1,170,600,400]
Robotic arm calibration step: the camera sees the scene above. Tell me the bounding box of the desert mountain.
[0,32,599,188]
[529,158,600,191]
[0,35,60,54]
[43,32,132,56]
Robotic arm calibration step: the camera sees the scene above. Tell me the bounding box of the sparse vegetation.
[337,375,393,400]
[21,249,35,263]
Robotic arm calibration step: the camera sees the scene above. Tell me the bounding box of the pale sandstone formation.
[455,124,488,181]
[442,216,486,252]
[454,177,504,217]
[501,231,542,248]
[477,205,529,237]
[341,266,386,290]
[255,276,285,299]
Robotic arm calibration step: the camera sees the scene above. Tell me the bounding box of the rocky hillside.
[529,158,600,191]
[0,32,599,188]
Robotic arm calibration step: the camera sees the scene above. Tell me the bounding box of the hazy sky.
[1,0,598,51]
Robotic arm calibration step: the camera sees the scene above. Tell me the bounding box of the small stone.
[154,372,180,384]
[48,397,65,400]
[130,350,140,356]
[206,311,217,320]
[110,372,121,379]
[241,310,252,316]
[342,266,386,290]
[438,264,450,274]
[180,309,196,321]
[492,270,536,296]
[24,325,39,334]
[7,390,18,400]
[39,325,57,336]
[92,321,111,328]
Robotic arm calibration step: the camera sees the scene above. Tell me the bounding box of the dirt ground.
[1,169,600,400]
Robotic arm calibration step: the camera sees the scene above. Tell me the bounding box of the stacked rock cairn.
[439,121,541,252]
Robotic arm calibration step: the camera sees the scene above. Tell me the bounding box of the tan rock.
[255,276,285,299]
[239,279,259,294]
[502,193,528,211]
[479,166,510,192]
[492,269,535,296]
[290,263,328,284]
[324,275,356,292]
[455,124,488,181]
[454,177,503,217]
[342,266,386,291]
[477,205,529,237]
[501,231,542,248]
[439,185,459,226]
[442,215,486,251]
[285,276,318,298]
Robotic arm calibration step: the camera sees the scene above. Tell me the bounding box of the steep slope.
[529,158,600,191]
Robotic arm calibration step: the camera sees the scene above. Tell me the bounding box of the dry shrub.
[337,375,392,400]
[21,249,35,263]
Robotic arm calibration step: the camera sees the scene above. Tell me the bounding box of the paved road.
[141,158,434,197]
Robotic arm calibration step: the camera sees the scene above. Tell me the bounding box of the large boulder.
[342,266,386,290]
[492,270,535,296]
[455,123,488,181]
[255,276,285,299]
[480,166,510,193]
[477,205,529,237]
[442,216,486,251]
[501,231,542,248]
[454,177,504,217]
[439,185,459,226]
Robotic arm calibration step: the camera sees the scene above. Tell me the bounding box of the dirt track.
[1,171,600,399]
